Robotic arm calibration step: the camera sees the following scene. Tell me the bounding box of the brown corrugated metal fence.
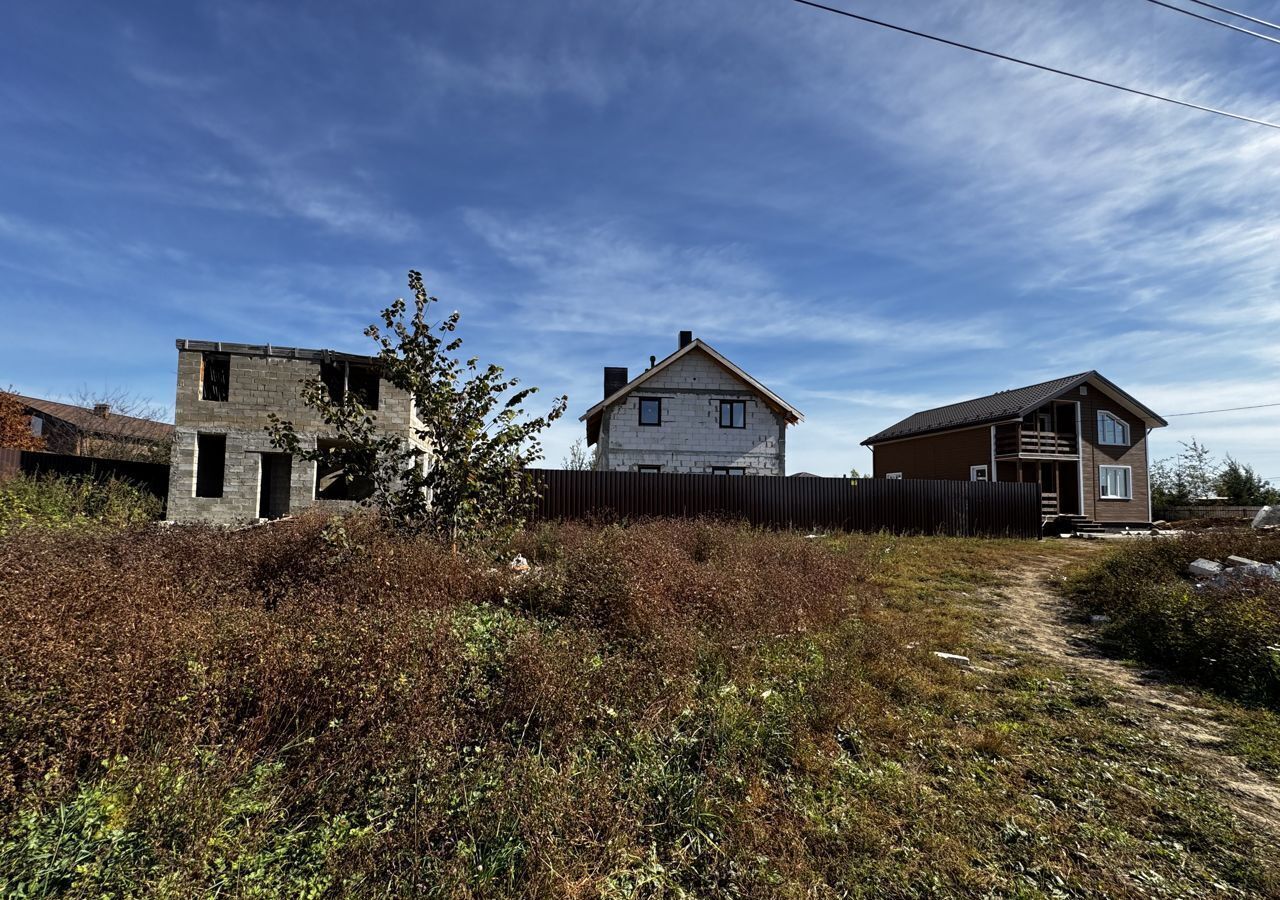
[530,470,1041,538]
[0,449,169,499]
[0,448,20,481]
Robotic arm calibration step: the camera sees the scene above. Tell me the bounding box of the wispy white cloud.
[464,209,1010,352]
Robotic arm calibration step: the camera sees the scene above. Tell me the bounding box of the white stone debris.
[1090,614,1111,625]
[1191,555,1280,589]
[933,651,971,668]
[1252,505,1280,529]
[1188,559,1224,578]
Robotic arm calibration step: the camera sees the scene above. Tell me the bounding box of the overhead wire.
[1187,0,1280,31]
[1164,401,1280,417]
[790,0,1280,129]
[1141,0,1280,47]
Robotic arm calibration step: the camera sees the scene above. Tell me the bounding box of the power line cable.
[1187,0,1280,31]
[790,0,1280,130]
[1142,0,1280,47]
[1164,401,1280,416]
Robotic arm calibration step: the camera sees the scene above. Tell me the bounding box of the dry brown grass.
[0,515,1274,897]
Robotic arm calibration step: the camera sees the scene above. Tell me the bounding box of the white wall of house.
[594,351,786,475]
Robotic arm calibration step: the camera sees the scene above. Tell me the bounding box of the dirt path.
[989,549,1280,836]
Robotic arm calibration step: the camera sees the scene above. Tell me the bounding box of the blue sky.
[3,0,1279,478]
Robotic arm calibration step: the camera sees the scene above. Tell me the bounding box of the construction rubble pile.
[1187,555,1280,590]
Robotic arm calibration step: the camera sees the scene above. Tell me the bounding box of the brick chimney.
[603,367,628,399]
[679,330,693,349]
[93,403,110,418]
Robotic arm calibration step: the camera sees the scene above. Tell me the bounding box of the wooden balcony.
[995,428,1078,458]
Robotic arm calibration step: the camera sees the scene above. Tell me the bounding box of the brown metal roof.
[17,395,174,442]
[861,371,1166,445]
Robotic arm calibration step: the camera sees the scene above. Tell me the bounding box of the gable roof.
[580,339,802,443]
[861,371,1166,445]
[17,395,174,443]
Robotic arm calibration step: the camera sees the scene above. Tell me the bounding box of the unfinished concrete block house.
[861,371,1167,531]
[581,331,803,475]
[167,339,424,524]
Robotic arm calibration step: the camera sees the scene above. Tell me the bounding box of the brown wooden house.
[861,372,1167,529]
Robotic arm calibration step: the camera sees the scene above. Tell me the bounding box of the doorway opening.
[258,453,292,519]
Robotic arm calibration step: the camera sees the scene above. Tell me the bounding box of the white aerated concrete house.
[580,331,803,475]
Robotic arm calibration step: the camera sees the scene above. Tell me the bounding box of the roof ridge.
[861,371,1114,446]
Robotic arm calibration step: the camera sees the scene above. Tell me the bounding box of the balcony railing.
[995,429,1078,457]
[1041,491,1058,515]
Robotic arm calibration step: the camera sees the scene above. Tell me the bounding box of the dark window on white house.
[195,433,226,498]
[719,400,745,428]
[711,466,745,476]
[201,353,230,402]
[638,398,661,426]
[638,465,661,474]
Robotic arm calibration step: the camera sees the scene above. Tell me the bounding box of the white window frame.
[1096,411,1129,446]
[970,465,989,482]
[885,472,903,480]
[1099,465,1132,500]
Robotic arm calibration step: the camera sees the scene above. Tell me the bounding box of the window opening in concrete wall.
[347,364,379,409]
[320,361,380,410]
[195,433,226,497]
[201,353,230,402]
[315,440,375,500]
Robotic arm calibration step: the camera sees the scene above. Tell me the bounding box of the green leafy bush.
[0,473,162,534]
[1066,532,1280,703]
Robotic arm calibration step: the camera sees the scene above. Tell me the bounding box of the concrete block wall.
[595,351,787,475]
[167,349,421,524]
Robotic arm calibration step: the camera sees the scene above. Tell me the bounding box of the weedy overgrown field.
[1,514,1276,898]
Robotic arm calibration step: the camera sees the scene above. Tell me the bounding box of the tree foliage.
[561,438,596,471]
[1217,456,1279,506]
[268,271,567,543]
[1151,438,1218,508]
[1151,438,1279,508]
[0,390,46,452]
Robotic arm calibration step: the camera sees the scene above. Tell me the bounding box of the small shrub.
[0,473,161,533]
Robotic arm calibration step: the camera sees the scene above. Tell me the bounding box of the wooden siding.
[532,469,1041,538]
[1078,388,1150,523]
[870,426,992,480]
